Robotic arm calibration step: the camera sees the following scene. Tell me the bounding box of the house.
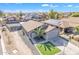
[60,17,79,28]
[3,16,19,24]
[6,23,22,32]
[2,16,22,32]
[21,13,48,22]
[60,17,79,34]
[43,19,62,27]
[20,20,61,43]
[20,20,44,40]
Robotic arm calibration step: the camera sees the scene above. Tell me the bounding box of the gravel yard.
[2,28,33,55]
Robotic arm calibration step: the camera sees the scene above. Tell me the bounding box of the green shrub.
[72,13,79,17]
[36,42,61,55]
[75,26,79,32]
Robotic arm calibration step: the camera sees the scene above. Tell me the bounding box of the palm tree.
[48,9,58,19]
[16,11,23,21]
[33,27,45,39]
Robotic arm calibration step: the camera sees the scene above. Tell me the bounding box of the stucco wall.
[22,26,60,41]
[44,28,60,40]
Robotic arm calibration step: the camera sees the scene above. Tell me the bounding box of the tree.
[48,9,58,19]
[33,27,45,39]
[71,12,79,17]
[0,10,4,17]
[16,11,23,19]
[75,26,79,33]
[16,11,24,21]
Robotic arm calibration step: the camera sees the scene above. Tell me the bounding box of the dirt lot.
[2,27,33,55]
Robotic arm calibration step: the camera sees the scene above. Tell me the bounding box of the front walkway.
[49,37,79,55]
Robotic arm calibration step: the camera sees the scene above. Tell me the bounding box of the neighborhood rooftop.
[43,19,62,26]
[60,17,79,28]
[20,20,43,32]
[6,23,21,27]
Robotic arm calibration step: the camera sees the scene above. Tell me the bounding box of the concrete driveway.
[49,37,79,55]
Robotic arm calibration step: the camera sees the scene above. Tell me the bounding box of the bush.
[72,13,79,17]
[75,26,79,32]
[36,42,61,55]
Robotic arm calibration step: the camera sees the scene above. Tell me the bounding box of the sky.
[0,3,79,12]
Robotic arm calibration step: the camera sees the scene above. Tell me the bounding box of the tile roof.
[20,20,43,32]
[43,19,62,26]
[45,25,55,33]
[60,17,79,28]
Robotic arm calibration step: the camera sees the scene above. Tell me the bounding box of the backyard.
[36,42,61,55]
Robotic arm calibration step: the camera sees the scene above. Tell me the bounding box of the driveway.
[18,30,40,55]
[49,37,79,55]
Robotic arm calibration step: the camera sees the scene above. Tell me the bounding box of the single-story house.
[20,20,61,42]
[59,17,79,34]
[43,19,62,27]
[6,23,22,32]
[20,20,43,39]
[3,16,19,24]
[21,13,48,22]
[60,17,79,28]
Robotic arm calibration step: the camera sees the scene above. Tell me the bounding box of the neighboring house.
[2,16,22,32]
[21,13,48,22]
[6,23,22,32]
[63,12,71,18]
[21,15,32,22]
[3,16,18,24]
[60,17,79,28]
[43,19,62,26]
